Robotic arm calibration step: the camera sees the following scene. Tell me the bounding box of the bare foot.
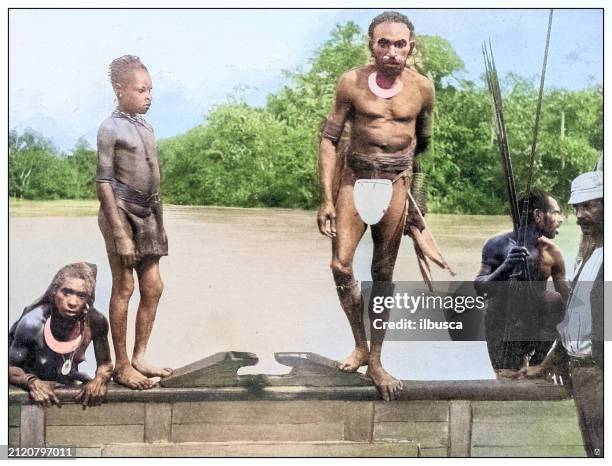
[367,365,403,401]
[132,357,173,378]
[113,364,157,390]
[337,347,369,372]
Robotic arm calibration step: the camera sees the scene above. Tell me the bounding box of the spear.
[481,10,554,365]
[518,9,554,250]
[483,42,520,236]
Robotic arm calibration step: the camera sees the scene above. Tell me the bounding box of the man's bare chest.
[537,245,555,278]
[352,88,423,121]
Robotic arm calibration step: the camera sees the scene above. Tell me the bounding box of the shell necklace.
[44,316,83,375]
[368,71,404,99]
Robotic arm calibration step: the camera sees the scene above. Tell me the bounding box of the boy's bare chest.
[115,124,157,159]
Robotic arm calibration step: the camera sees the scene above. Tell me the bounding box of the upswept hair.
[108,55,148,92]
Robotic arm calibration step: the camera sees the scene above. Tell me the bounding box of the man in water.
[474,189,570,371]
[517,171,603,457]
[317,11,434,401]
[9,263,113,407]
[97,55,172,389]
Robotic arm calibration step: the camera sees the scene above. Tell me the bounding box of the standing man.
[97,55,172,389]
[474,189,570,370]
[317,11,434,401]
[518,171,603,457]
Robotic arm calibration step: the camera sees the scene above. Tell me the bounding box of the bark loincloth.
[349,149,454,289]
[329,135,454,290]
[98,179,168,261]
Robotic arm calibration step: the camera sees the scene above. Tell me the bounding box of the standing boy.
[97,55,171,389]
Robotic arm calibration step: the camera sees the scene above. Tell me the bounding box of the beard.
[375,58,405,77]
[578,222,602,236]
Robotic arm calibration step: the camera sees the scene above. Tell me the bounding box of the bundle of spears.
[482,40,521,239]
[482,10,554,281]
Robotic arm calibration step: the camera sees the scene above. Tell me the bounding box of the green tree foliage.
[427,83,503,214]
[267,22,369,128]
[499,76,599,208]
[65,138,98,198]
[9,129,96,199]
[160,103,317,207]
[9,22,602,214]
[413,35,465,89]
[161,21,369,208]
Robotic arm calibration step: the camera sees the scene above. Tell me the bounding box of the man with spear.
[474,11,570,372]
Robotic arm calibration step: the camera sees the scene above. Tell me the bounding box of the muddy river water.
[9,202,581,381]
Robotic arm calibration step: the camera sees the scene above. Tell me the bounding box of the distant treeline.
[9,22,601,214]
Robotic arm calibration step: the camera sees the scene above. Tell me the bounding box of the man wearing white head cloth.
[519,171,603,457]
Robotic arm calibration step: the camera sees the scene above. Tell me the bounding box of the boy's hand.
[114,235,136,267]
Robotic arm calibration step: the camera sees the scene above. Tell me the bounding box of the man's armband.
[96,176,113,184]
[320,119,343,144]
[411,164,428,215]
[415,111,432,155]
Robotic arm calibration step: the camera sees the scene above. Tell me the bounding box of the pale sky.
[9,8,603,151]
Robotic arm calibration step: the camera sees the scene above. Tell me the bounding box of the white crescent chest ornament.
[368,72,404,99]
[43,316,83,376]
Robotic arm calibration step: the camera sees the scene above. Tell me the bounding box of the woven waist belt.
[347,149,414,176]
[111,179,160,209]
